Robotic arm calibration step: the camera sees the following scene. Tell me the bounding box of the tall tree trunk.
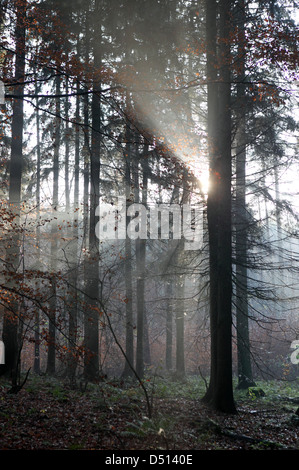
[84,95,101,381]
[34,63,41,374]
[235,0,255,390]
[141,153,151,367]
[46,73,61,375]
[1,0,26,381]
[83,12,90,248]
[214,0,235,413]
[64,77,70,212]
[84,1,101,381]
[82,12,90,375]
[175,177,189,380]
[122,103,134,378]
[135,154,147,379]
[273,161,283,320]
[202,0,236,413]
[202,0,219,403]
[67,66,80,381]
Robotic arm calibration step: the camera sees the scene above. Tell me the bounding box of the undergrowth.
[1,372,298,450]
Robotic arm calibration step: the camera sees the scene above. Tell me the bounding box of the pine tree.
[202,0,236,413]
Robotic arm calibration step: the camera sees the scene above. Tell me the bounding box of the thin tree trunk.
[123,236,134,377]
[83,12,90,248]
[122,104,134,378]
[1,0,26,381]
[47,73,61,375]
[143,310,151,366]
[67,66,80,381]
[274,161,283,320]
[235,0,255,390]
[141,154,150,367]
[65,77,70,213]
[135,154,147,379]
[175,272,185,379]
[34,63,41,374]
[175,176,189,380]
[84,94,101,381]
[165,279,173,371]
[84,2,101,381]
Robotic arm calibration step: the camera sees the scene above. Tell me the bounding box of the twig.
[7,367,31,394]
[198,365,208,391]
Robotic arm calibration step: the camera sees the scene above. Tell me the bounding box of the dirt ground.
[0,377,298,451]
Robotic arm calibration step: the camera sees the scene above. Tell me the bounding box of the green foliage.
[147,375,207,400]
[248,387,266,399]
[255,379,299,401]
[50,386,69,402]
[68,442,86,450]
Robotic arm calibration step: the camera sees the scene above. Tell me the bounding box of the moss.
[248,387,266,398]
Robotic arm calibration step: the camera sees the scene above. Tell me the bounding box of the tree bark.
[1,0,26,381]
[165,279,173,371]
[34,61,41,374]
[84,1,101,381]
[235,0,255,390]
[67,59,81,381]
[175,272,185,379]
[122,102,134,378]
[135,155,147,379]
[202,0,219,403]
[46,73,61,375]
[202,0,236,413]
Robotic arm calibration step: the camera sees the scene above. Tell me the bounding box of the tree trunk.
[175,273,185,379]
[34,63,41,374]
[84,1,101,381]
[122,98,135,377]
[175,177,188,380]
[83,12,90,248]
[141,155,151,367]
[84,97,101,380]
[201,0,219,403]
[65,77,70,213]
[202,0,236,413]
[235,0,255,390]
[46,73,61,375]
[1,0,26,381]
[67,64,81,382]
[165,279,173,371]
[135,155,147,379]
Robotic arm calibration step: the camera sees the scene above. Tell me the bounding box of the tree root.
[7,368,31,394]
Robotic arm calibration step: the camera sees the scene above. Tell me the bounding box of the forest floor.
[0,374,299,452]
